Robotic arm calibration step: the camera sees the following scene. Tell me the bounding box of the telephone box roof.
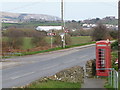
[96,40,110,44]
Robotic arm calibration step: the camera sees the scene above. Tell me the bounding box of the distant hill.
[1,11,61,23]
[82,16,118,25]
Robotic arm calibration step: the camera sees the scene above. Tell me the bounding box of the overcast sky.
[1,0,118,20]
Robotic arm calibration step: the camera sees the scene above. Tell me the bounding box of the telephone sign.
[47,33,56,36]
[96,40,111,76]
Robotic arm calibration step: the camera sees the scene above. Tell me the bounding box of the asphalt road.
[2,45,95,88]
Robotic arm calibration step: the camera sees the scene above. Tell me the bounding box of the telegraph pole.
[118,0,120,89]
[118,0,120,73]
[61,0,65,48]
[61,0,64,31]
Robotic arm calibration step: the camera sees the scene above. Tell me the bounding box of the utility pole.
[118,0,120,89]
[61,0,64,31]
[63,1,66,48]
[61,0,65,48]
[119,1,120,70]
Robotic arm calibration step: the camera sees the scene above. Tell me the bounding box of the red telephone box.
[96,40,111,76]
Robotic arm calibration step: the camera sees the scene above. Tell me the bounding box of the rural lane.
[1,44,96,88]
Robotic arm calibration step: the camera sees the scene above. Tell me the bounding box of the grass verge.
[104,83,114,90]
[25,80,81,88]
[2,41,95,58]
[16,41,95,56]
[111,51,118,71]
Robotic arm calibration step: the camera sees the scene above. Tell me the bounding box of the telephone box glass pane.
[98,49,106,72]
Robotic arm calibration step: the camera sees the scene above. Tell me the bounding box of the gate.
[108,68,118,90]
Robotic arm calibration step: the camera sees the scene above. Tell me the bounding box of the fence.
[108,68,118,90]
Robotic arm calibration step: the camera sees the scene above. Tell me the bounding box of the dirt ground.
[2,45,55,56]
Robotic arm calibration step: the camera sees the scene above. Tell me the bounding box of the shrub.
[109,30,118,39]
[54,34,62,46]
[7,37,23,49]
[92,24,110,41]
[3,28,47,49]
[32,37,47,47]
[31,31,47,47]
[111,40,118,50]
[65,34,71,45]
[3,28,24,49]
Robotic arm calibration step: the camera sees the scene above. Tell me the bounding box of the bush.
[3,28,47,49]
[111,40,118,50]
[54,34,72,46]
[109,30,118,39]
[31,31,47,47]
[8,37,23,49]
[69,29,93,36]
[3,28,25,37]
[32,37,47,47]
[65,34,72,45]
[3,28,24,49]
[92,24,110,41]
[54,34,62,46]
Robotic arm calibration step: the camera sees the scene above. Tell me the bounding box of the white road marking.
[40,64,59,71]
[5,71,23,77]
[10,72,34,80]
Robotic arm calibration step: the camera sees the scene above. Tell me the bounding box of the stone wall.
[24,66,84,88]
[85,59,96,78]
[49,66,84,83]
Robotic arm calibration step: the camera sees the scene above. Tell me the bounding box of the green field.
[27,80,81,88]
[46,36,92,45]
[71,36,92,45]
[2,22,62,29]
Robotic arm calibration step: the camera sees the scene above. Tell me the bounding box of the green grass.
[2,37,34,50]
[2,36,92,49]
[27,80,81,88]
[45,36,92,45]
[104,50,118,89]
[2,22,62,29]
[104,83,114,90]
[104,77,115,90]
[2,37,9,41]
[22,37,34,50]
[71,36,92,45]
[2,41,95,58]
[15,41,95,56]
[21,47,63,55]
[111,51,118,71]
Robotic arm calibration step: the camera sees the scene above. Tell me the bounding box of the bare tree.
[109,29,118,39]
[31,31,47,47]
[4,28,24,49]
[92,24,110,41]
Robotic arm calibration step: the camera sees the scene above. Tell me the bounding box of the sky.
[1,0,118,20]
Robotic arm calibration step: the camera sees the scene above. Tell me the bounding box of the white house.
[36,26,62,31]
